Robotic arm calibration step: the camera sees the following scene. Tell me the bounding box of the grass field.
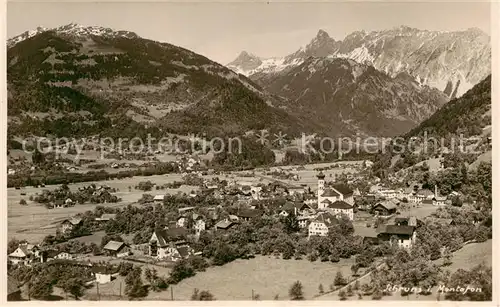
[8,174,200,243]
[146,255,356,300]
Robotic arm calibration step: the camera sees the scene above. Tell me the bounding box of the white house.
[8,246,31,265]
[377,225,417,249]
[324,200,354,220]
[60,218,82,234]
[176,216,187,228]
[308,212,337,237]
[149,228,192,261]
[415,189,434,203]
[193,214,206,235]
[92,266,116,284]
[153,194,165,203]
[250,186,262,200]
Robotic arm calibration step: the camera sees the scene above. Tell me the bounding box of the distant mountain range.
[259,57,448,137]
[228,26,491,99]
[6,24,491,142]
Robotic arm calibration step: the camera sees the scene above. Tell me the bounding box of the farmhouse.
[416,188,434,202]
[103,241,131,257]
[60,217,82,233]
[372,200,398,216]
[236,208,263,222]
[44,250,74,262]
[377,224,417,248]
[54,199,66,209]
[9,245,32,265]
[215,219,236,231]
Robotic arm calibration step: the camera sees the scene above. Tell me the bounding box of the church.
[316,171,354,220]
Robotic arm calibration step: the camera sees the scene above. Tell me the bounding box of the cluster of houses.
[372,184,451,206]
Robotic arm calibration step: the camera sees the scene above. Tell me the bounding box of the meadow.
[146,255,356,300]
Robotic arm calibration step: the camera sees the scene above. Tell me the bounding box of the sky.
[7,1,492,65]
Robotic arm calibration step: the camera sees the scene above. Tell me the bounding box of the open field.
[435,239,492,271]
[8,173,200,243]
[146,255,356,300]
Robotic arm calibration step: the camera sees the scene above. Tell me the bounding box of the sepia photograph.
[4,0,494,302]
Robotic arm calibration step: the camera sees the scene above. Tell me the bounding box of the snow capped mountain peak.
[227,51,263,73]
[227,25,490,98]
[316,29,330,40]
[7,23,139,48]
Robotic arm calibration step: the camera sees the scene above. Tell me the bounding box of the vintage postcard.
[4,0,494,303]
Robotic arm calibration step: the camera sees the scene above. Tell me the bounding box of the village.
[6,149,492,301]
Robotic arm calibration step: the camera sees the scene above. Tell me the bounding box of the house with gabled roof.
[215,219,236,231]
[60,217,82,234]
[149,227,192,261]
[103,241,130,258]
[279,202,313,217]
[8,245,32,266]
[416,188,434,203]
[377,224,417,248]
[325,200,354,220]
[308,212,337,237]
[372,199,398,216]
[236,208,263,222]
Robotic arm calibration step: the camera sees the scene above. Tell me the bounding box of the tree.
[125,267,148,299]
[353,280,360,291]
[318,283,324,294]
[351,264,360,276]
[59,278,85,300]
[283,212,300,233]
[32,148,46,165]
[29,276,54,299]
[347,284,354,297]
[339,289,347,300]
[442,249,453,266]
[334,271,347,286]
[191,288,215,301]
[8,238,23,254]
[289,281,304,300]
[19,199,27,205]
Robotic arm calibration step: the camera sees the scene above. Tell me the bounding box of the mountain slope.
[229,26,491,98]
[7,24,309,138]
[257,57,449,137]
[406,74,491,138]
